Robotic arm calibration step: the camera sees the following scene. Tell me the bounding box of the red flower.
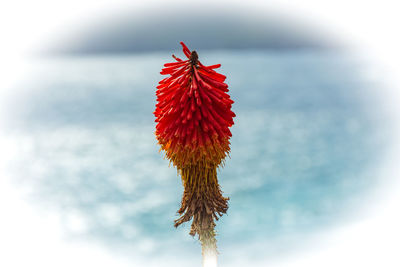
[154,42,235,168]
[154,42,235,256]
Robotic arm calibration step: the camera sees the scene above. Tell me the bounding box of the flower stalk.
[154,42,235,266]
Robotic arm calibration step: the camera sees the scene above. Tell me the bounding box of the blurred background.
[0,1,398,267]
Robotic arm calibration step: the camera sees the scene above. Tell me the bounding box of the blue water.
[3,50,389,266]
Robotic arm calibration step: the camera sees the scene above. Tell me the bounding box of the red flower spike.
[154,42,235,258]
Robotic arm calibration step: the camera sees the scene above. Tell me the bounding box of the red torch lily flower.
[154,42,235,262]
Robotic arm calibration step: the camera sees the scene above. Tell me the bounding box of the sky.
[42,6,338,54]
[1,1,400,267]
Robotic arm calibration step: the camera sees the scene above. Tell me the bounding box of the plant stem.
[200,223,218,267]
